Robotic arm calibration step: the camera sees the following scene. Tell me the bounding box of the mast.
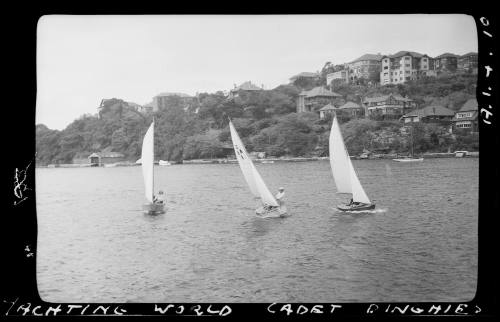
[410,123,414,157]
[152,116,155,200]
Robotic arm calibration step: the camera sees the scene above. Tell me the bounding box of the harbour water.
[36,158,478,303]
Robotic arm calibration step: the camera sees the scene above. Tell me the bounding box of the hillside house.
[297,86,342,113]
[337,101,364,118]
[72,151,126,166]
[400,105,455,124]
[452,98,478,132]
[228,81,264,99]
[318,104,337,119]
[363,93,417,119]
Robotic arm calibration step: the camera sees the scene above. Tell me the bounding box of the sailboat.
[229,120,287,217]
[393,123,424,162]
[329,116,375,211]
[141,121,165,215]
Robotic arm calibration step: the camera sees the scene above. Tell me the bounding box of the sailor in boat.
[263,187,285,211]
[153,190,165,204]
[347,198,361,206]
[276,187,285,207]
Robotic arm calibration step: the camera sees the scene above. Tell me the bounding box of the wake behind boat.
[329,116,375,212]
[229,120,287,218]
[141,121,165,215]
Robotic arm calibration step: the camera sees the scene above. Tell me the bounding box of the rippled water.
[36,158,478,302]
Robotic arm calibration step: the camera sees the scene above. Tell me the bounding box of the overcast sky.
[36,14,478,130]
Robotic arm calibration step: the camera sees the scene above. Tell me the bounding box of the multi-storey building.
[380,51,435,85]
[345,53,383,83]
[149,92,194,111]
[434,53,459,73]
[457,52,478,74]
[363,93,417,119]
[326,70,349,87]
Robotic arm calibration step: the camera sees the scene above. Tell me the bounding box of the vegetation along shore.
[36,72,479,167]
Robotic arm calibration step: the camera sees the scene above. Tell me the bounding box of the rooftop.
[301,86,342,98]
[383,51,426,59]
[460,52,478,57]
[319,103,337,111]
[290,72,319,81]
[363,93,413,103]
[338,101,362,109]
[436,52,460,59]
[154,92,193,98]
[458,98,478,112]
[231,81,263,92]
[402,105,455,118]
[350,53,384,63]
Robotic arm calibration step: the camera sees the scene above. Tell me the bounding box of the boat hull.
[255,206,288,218]
[143,202,165,215]
[337,203,375,212]
[392,158,424,162]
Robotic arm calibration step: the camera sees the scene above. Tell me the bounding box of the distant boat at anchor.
[159,160,172,166]
[393,123,424,162]
[329,116,375,212]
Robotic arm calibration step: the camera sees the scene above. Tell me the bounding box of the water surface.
[36,158,478,302]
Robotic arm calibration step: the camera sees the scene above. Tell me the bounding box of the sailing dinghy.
[141,121,165,215]
[229,120,287,217]
[329,116,375,212]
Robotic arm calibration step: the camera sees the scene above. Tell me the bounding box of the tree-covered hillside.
[35,73,479,165]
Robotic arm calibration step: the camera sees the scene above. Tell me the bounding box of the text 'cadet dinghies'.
[141,120,165,215]
[329,116,375,212]
[229,119,287,218]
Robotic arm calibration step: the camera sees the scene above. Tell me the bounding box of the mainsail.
[329,116,371,204]
[229,120,279,207]
[141,121,154,203]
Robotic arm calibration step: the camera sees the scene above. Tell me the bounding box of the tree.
[111,128,129,151]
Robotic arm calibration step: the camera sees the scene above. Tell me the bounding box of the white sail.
[141,122,154,203]
[229,121,279,207]
[329,116,352,193]
[348,160,371,204]
[329,116,371,204]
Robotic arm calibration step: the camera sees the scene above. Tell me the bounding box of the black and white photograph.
[3,12,498,319]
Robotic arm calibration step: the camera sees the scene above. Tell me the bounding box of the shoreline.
[37,152,478,168]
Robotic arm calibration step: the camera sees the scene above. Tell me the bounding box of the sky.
[36,15,478,130]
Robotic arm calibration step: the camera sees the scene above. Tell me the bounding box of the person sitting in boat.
[153,190,165,204]
[348,198,354,206]
[263,187,285,211]
[275,187,285,207]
